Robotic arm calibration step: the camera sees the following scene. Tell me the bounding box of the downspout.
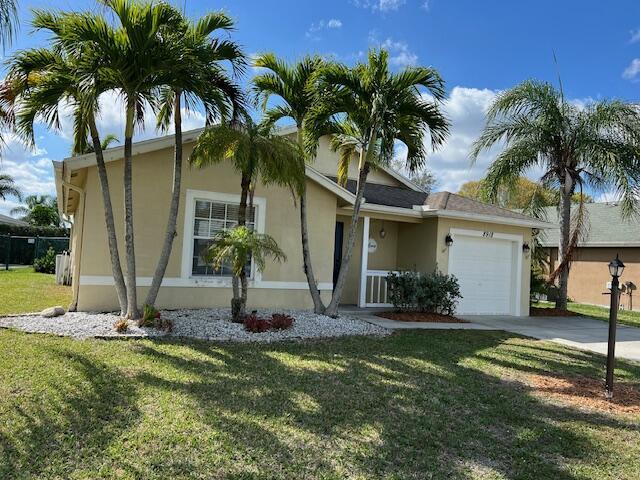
[63,181,86,312]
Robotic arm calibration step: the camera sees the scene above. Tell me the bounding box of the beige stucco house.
[54,126,551,316]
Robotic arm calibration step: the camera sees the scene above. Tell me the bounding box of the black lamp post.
[605,254,625,400]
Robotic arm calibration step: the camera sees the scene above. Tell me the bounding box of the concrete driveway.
[463,315,640,363]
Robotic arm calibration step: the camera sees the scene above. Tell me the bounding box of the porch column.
[358,216,370,308]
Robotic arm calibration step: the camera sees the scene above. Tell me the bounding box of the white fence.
[55,253,72,286]
[363,270,398,307]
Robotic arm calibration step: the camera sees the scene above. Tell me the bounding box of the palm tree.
[306,49,450,317]
[7,12,129,315]
[0,0,17,51]
[0,172,20,200]
[78,133,119,154]
[207,226,286,318]
[64,0,184,319]
[190,117,305,321]
[10,194,60,226]
[471,79,640,310]
[145,11,246,309]
[252,54,327,313]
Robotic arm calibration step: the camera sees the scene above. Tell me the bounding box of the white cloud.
[368,32,418,67]
[353,0,405,12]
[306,19,343,40]
[630,29,640,43]
[622,58,640,80]
[0,133,57,216]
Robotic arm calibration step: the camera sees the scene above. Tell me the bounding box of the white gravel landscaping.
[0,308,391,342]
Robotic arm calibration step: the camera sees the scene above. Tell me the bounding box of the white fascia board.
[377,164,425,192]
[305,165,356,204]
[539,241,640,248]
[421,207,555,229]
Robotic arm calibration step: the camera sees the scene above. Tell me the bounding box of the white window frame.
[181,189,267,286]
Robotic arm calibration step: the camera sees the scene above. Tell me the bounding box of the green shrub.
[138,304,161,328]
[387,270,462,315]
[33,247,56,274]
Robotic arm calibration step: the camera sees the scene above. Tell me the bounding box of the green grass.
[0,267,72,315]
[536,300,640,328]
[0,329,638,479]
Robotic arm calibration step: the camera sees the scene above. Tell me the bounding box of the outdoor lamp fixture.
[379,222,386,239]
[522,242,531,254]
[445,234,454,247]
[605,254,625,400]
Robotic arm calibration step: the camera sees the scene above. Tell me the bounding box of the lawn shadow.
[129,330,640,479]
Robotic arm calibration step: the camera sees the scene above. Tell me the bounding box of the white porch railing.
[363,270,399,307]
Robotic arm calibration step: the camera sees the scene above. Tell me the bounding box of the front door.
[333,221,344,290]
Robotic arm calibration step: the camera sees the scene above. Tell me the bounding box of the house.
[540,202,640,311]
[0,213,28,227]
[53,126,551,316]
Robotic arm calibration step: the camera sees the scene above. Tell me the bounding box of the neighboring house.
[540,202,640,311]
[0,213,28,227]
[53,126,550,316]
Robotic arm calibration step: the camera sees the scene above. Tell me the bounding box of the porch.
[334,213,439,308]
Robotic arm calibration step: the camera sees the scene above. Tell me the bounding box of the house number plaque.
[482,231,494,238]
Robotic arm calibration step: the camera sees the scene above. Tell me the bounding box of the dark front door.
[333,221,344,290]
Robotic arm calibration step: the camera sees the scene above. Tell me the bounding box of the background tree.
[306,49,450,317]
[207,226,286,318]
[390,158,436,192]
[145,10,246,309]
[190,117,304,321]
[472,79,640,309]
[0,171,20,201]
[11,195,60,226]
[252,53,328,314]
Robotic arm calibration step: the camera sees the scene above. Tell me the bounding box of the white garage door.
[448,233,519,315]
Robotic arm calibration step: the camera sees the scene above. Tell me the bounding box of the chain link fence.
[0,235,70,267]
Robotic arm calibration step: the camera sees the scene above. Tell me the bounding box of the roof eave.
[420,207,555,229]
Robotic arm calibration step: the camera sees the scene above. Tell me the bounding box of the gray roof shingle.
[538,203,640,247]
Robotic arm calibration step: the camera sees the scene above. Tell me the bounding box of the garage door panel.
[448,235,516,315]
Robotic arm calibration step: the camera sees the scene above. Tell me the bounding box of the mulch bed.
[527,373,640,416]
[376,311,469,323]
[530,307,583,317]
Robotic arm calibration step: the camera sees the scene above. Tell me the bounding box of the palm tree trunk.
[123,100,139,319]
[145,90,183,308]
[325,156,370,317]
[231,174,250,322]
[296,129,325,314]
[556,182,572,310]
[88,115,127,315]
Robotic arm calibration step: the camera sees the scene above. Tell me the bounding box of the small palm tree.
[78,134,119,154]
[252,54,328,313]
[207,226,286,320]
[471,80,640,309]
[0,172,20,201]
[306,49,450,316]
[191,117,304,320]
[145,10,246,309]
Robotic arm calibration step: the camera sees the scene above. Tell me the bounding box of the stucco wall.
[74,142,338,311]
[396,218,438,272]
[547,246,640,311]
[436,217,533,316]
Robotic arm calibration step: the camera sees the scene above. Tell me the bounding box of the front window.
[191,199,256,277]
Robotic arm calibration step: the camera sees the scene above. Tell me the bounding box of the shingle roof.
[0,214,28,226]
[329,177,541,223]
[423,192,538,221]
[538,203,640,247]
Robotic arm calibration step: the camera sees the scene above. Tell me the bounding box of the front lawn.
[0,329,638,479]
[0,267,71,315]
[536,300,640,328]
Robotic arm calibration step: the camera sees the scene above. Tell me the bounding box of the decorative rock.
[41,306,66,318]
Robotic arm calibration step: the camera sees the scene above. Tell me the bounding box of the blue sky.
[2,0,640,215]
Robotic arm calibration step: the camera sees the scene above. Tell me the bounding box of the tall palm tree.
[0,172,20,200]
[7,12,129,315]
[471,80,640,310]
[306,49,450,317]
[252,54,328,313]
[145,10,246,309]
[190,117,305,321]
[64,0,184,319]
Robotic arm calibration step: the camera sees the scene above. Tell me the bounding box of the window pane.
[210,219,225,236]
[211,202,226,220]
[247,206,256,223]
[194,219,210,237]
[195,200,211,218]
[226,203,239,221]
